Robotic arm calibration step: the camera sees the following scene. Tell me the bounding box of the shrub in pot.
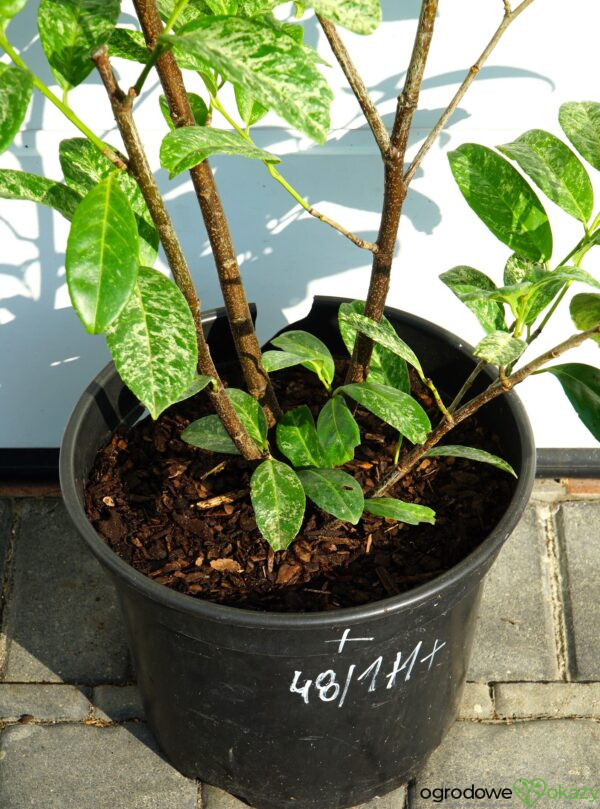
[2,0,600,806]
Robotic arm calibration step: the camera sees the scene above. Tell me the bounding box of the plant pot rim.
[59,303,536,630]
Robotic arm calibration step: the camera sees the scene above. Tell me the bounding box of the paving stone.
[494,682,600,719]
[92,685,145,721]
[1,499,130,683]
[459,682,494,720]
[0,683,91,722]
[558,502,600,681]
[0,499,11,585]
[413,720,600,808]
[530,479,567,502]
[0,722,196,809]
[467,507,557,682]
[202,784,406,809]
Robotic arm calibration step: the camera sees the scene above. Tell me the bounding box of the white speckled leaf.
[38,0,120,89]
[108,28,149,63]
[250,459,305,551]
[424,445,517,477]
[499,129,593,224]
[163,16,333,143]
[276,405,325,467]
[0,170,81,220]
[160,126,279,178]
[159,94,209,129]
[340,309,423,376]
[226,388,268,450]
[66,175,139,334]
[297,468,363,524]
[316,396,360,467]
[106,267,198,420]
[182,415,239,454]
[303,0,381,34]
[559,102,600,172]
[175,374,214,404]
[448,143,553,262]
[60,138,158,266]
[338,301,409,391]
[570,293,600,347]
[340,381,431,445]
[363,498,435,525]
[473,331,526,366]
[0,65,33,155]
[271,330,334,387]
[0,0,27,20]
[439,267,507,334]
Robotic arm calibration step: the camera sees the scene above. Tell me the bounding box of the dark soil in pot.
[84,360,514,613]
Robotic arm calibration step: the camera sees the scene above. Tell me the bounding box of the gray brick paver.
[0,683,91,721]
[202,784,407,808]
[1,499,129,683]
[0,499,10,586]
[467,507,557,682]
[494,682,600,718]
[0,722,196,809]
[558,502,600,680]
[92,685,145,721]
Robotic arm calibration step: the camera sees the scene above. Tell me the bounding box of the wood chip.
[102,496,115,507]
[366,533,373,554]
[210,558,243,573]
[194,555,204,567]
[200,460,227,480]
[276,563,302,585]
[195,490,245,510]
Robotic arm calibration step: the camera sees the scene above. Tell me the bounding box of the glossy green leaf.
[175,374,215,403]
[297,468,364,524]
[262,349,312,373]
[270,330,335,388]
[300,0,381,34]
[0,170,81,220]
[316,396,360,467]
[204,0,238,13]
[157,0,212,29]
[226,387,268,450]
[424,445,517,477]
[0,65,32,155]
[160,126,279,178]
[338,301,409,392]
[340,381,431,445]
[570,292,600,347]
[250,459,305,551]
[38,0,120,90]
[159,94,209,130]
[542,364,600,441]
[522,278,564,326]
[473,331,526,366]
[276,405,325,468]
[439,266,507,333]
[448,143,553,262]
[108,28,149,63]
[504,253,543,286]
[340,309,423,377]
[66,175,139,334]
[499,129,593,224]
[559,102,600,172]
[363,498,435,525]
[59,138,159,266]
[182,415,239,454]
[0,0,27,21]
[234,84,268,128]
[106,267,198,419]
[162,16,333,143]
[537,266,600,292]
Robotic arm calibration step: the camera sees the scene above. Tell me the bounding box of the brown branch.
[317,14,390,157]
[131,0,282,426]
[404,0,536,186]
[92,46,262,461]
[305,204,378,252]
[372,325,600,496]
[346,0,439,383]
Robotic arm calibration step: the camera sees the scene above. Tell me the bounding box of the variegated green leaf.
[66,174,139,334]
[270,330,335,388]
[559,102,600,172]
[316,396,360,467]
[297,468,364,524]
[570,293,600,347]
[106,267,198,419]
[473,331,526,366]
[160,126,279,178]
[440,266,508,334]
[162,16,333,143]
[0,170,81,220]
[108,28,149,63]
[276,405,325,467]
[363,498,435,525]
[182,415,239,454]
[301,0,381,34]
[226,387,268,450]
[0,0,27,21]
[542,364,600,442]
[340,309,423,376]
[340,381,431,445]
[159,94,209,129]
[175,375,215,403]
[38,0,120,89]
[250,459,305,551]
[0,65,33,155]
[424,445,517,477]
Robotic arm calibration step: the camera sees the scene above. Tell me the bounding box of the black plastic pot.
[60,297,535,809]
